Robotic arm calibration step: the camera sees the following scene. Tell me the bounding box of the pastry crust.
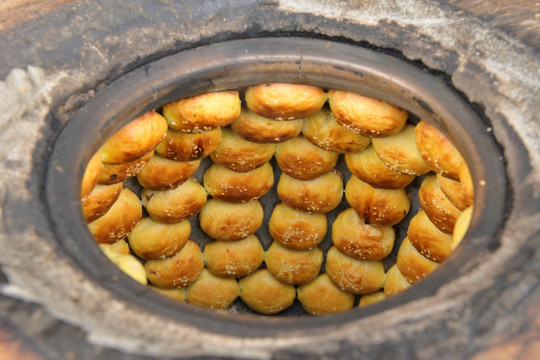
[82,183,123,223]
[245,83,326,120]
[415,120,464,180]
[150,286,186,302]
[275,135,339,180]
[231,108,303,143]
[345,144,415,189]
[239,269,296,315]
[396,237,439,284]
[437,173,473,211]
[136,154,201,190]
[372,124,431,176]
[459,161,474,202]
[452,206,473,251]
[328,89,408,137]
[128,217,191,260]
[418,174,461,233]
[81,152,103,202]
[265,241,323,285]
[186,269,239,310]
[407,210,453,262]
[144,240,204,288]
[199,199,264,241]
[268,203,327,251]
[98,239,130,255]
[210,127,275,172]
[203,162,274,203]
[141,177,207,224]
[297,274,355,315]
[100,246,147,285]
[302,107,371,153]
[155,127,222,162]
[325,246,385,295]
[345,176,410,226]
[98,150,153,185]
[358,290,386,307]
[87,187,142,244]
[203,235,265,278]
[332,208,395,261]
[99,111,168,164]
[163,91,241,133]
[384,264,412,297]
[277,170,344,213]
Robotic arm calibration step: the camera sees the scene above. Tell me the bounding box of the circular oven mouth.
[45,37,506,337]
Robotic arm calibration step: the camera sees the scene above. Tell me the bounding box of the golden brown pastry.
[186,269,239,310]
[144,240,204,288]
[328,89,408,137]
[210,127,275,172]
[396,237,439,284]
[407,210,453,262]
[302,107,371,153]
[239,269,296,315]
[297,274,355,315]
[87,187,142,244]
[275,135,339,180]
[141,177,207,224]
[459,161,474,202]
[98,111,168,164]
[100,245,147,285]
[384,264,412,297]
[98,151,153,185]
[128,217,191,260]
[81,152,103,202]
[163,91,241,133]
[82,183,123,223]
[203,162,274,203]
[436,173,473,211]
[358,291,386,307]
[452,206,473,251]
[344,144,415,189]
[418,174,461,234]
[150,286,186,302]
[371,124,431,176]
[136,154,201,190]
[199,199,264,241]
[332,208,395,261]
[325,246,385,295]
[203,235,265,278]
[277,171,343,213]
[155,127,222,162]
[415,120,464,180]
[245,83,326,120]
[268,202,327,251]
[345,176,410,226]
[265,241,323,285]
[98,239,130,255]
[231,108,303,143]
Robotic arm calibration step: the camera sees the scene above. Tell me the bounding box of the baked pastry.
[297,274,355,315]
[150,286,186,302]
[245,83,326,120]
[81,152,103,202]
[358,291,386,307]
[186,269,239,310]
[136,154,201,190]
[87,187,142,244]
[277,170,343,213]
[239,269,296,315]
[128,217,191,260]
[302,107,371,153]
[155,127,222,162]
[100,245,147,285]
[141,177,207,224]
[163,91,241,133]
[415,120,464,180]
[452,206,473,251]
[325,246,385,295]
[203,235,265,278]
[459,161,474,202]
[98,239,130,255]
[82,183,123,223]
[371,124,431,176]
[275,135,339,180]
[144,240,204,288]
[210,127,275,172]
[344,144,415,189]
[231,108,303,143]
[383,264,412,297]
[268,202,327,251]
[407,210,453,262]
[203,162,274,203]
[98,111,168,164]
[265,241,323,285]
[199,199,264,241]
[332,208,395,261]
[396,237,439,284]
[345,176,410,226]
[98,151,153,185]
[436,173,473,211]
[328,89,408,137]
[418,174,461,233]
